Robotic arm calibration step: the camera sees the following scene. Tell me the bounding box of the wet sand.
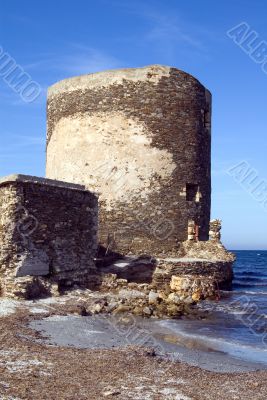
[30,314,267,373]
[1,297,267,399]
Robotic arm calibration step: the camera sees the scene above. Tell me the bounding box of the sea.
[158,250,267,366]
[30,250,267,371]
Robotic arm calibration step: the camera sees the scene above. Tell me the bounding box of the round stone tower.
[46,65,211,256]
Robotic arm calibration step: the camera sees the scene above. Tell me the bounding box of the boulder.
[148,291,159,305]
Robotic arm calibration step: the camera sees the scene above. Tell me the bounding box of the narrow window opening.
[186,183,198,201]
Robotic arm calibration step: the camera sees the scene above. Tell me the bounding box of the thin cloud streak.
[0,46,123,107]
[110,0,210,59]
[19,46,124,76]
[2,134,45,151]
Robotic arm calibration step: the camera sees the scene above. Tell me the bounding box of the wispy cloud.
[2,134,45,150]
[0,45,123,108]
[0,86,47,107]
[144,13,205,51]
[10,134,45,146]
[21,45,124,76]
[55,44,124,75]
[109,1,210,61]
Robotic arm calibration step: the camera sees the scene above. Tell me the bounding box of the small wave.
[233,282,267,288]
[235,271,267,276]
[158,321,267,352]
[235,271,255,275]
[238,272,267,277]
[233,290,267,295]
[196,303,248,315]
[157,320,267,364]
[234,276,267,282]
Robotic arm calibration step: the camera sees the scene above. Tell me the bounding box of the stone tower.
[46,65,211,256]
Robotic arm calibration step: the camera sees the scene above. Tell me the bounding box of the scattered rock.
[113,304,131,314]
[91,303,104,314]
[192,289,201,302]
[167,304,182,317]
[143,306,152,316]
[128,282,138,289]
[158,290,168,301]
[105,301,118,313]
[148,291,159,305]
[132,306,143,316]
[116,279,128,286]
[103,389,121,396]
[79,305,91,316]
[167,292,181,304]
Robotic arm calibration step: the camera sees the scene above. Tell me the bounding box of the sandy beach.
[0,297,267,400]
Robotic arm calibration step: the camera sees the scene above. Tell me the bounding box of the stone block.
[0,174,98,298]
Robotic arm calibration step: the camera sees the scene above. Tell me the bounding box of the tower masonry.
[46,65,211,256]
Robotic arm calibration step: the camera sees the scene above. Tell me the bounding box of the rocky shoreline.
[73,241,236,320]
[0,239,246,399]
[0,240,236,327]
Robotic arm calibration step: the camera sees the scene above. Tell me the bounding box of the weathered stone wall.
[0,175,98,297]
[46,65,211,256]
[153,259,233,290]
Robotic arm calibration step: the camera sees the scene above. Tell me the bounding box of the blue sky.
[0,0,266,249]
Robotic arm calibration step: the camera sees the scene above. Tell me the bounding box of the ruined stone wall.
[0,175,98,297]
[153,259,233,290]
[46,65,211,256]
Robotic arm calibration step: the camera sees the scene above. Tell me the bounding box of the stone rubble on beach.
[79,274,215,319]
